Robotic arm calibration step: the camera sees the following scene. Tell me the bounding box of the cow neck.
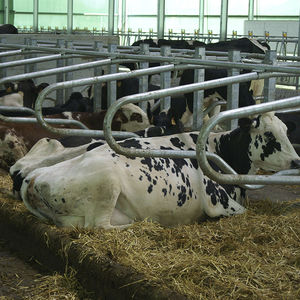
[215,127,252,175]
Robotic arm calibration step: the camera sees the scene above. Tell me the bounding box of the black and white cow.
[19,112,300,228]
[276,111,300,155]
[88,77,160,111]
[10,117,184,199]
[150,68,255,129]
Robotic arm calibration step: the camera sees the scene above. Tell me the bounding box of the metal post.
[56,39,65,104]
[107,44,118,107]
[138,43,150,112]
[4,0,9,24]
[0,38,7,87]
[29,39,37,73]
[199,0,205,35]
[157,0,165,40]
[248,0,254,20]
[108,0,115,35]
[67,0,73,34]
[160,45,171,111]
[220,0,228,41]
[226,50,241,129]
[65,41,73,100]
[297,12,300,90]
[24,38,32,74]
[193,47,205,130]
[93,41,104,112]
[33,0,39,32]
[263,50,277,102]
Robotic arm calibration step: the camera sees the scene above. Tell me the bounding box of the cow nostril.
[290,159,300,169]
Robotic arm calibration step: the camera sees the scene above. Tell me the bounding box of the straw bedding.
[0,173,299,299]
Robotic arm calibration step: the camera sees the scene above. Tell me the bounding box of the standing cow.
[19,112,300,229]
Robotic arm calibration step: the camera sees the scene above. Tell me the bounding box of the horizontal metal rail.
[2,42,300,74]
[0,53,74,69]
[0,113,89,130]
[0,58,135,85]
[32,67,296,140]
[0,49,24,57]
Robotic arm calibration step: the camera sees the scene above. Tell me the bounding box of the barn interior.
[0,1,300,299]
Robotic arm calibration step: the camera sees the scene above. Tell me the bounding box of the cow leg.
[83,181,133,230]
[202,186,246,218]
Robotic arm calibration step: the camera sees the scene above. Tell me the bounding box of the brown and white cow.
[0,103,150,170]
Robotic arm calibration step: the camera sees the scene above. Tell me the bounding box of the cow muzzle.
[290,159,300,169]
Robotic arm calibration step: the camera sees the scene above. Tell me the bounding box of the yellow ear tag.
[171,118,176,125]
[6,87,12,93]
[117,81,122,88]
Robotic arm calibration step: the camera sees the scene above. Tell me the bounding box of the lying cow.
[0,103,150,170]
[10,117,184,199]
[19,112,300,229]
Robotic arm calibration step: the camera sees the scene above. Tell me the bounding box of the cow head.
[246,112,300,172]
[10,138,66,199]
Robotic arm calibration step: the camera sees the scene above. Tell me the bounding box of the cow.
[0,103,150,170]
[0,24,18,34]
[41,92,93,115]
[150,69,255,129]
[0,79,44,109]
[88,77,160,111]
[10,118,184,199]
[193,37,270,53]
[18,112,300,229]
[276,111,300,155]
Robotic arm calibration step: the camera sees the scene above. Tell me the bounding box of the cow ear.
[238,118,253,131]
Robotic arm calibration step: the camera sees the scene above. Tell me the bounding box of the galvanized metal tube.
[0,58,123,86]
[263,50,277,102]
[196,96,300,185]
[160,46,171,111]
[138,43,150,112]
[0,114,88,130]
[226,50,241,129]
[0,49,23,57]
[0,54,64,69]
[193,47,205,130]
[2,43,300,74]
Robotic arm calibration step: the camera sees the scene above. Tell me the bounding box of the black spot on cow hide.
[260,131,282,161]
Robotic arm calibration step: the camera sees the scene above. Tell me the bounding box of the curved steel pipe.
[196,96,300,185]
